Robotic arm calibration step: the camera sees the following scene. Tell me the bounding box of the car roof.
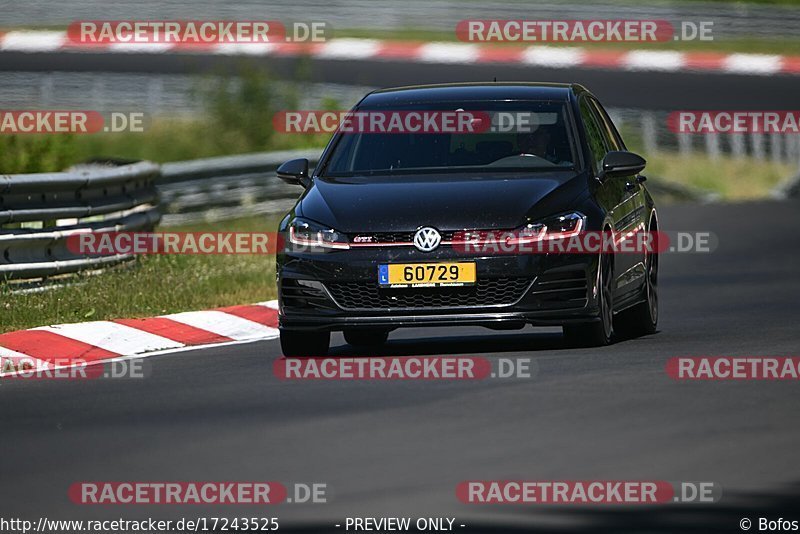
[359,82,586,107]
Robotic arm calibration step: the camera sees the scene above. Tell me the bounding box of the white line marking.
[417,42,479,63]
[522,46,584,67]
[316,38,380,59]
[107,42,175,53]
[163,310,278,341]
[215,42,276,56]
[624,50,685,71]
[1,31,66,52]
[35,321,184,355]
[724,53,782,74]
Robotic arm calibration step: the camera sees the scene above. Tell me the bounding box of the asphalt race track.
[2,199,799,532]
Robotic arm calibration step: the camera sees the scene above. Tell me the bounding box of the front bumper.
[277,246,600,332]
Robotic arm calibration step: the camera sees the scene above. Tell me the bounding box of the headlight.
[288,218,350,251]
[507,212,585,245]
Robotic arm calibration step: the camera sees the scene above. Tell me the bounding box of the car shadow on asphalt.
[328,330,568,358]
[326,326,661,358]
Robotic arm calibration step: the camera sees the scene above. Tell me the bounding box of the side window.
[579,98,608,174]
[589,98,624,152]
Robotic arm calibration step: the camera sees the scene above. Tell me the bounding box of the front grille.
[325,277,532,310]
[351,230,458,245]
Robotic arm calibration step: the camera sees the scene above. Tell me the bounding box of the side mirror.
[597,151,646,182]
[277,158,311,188]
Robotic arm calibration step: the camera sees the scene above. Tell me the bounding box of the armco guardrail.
[1,161,161,282]
[0,150,320,284]
[772,172,800,200]
[158,149,320,226]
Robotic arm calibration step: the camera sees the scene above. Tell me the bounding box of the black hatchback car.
[275,83,658,356]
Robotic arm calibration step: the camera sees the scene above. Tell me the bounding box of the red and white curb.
[0,300,279,377]
[0,31,798,76]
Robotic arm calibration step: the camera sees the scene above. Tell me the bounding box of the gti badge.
[413,227,441,252]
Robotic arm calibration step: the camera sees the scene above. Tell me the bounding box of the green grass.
[0,65,333,174]
[334,27,800,56]
[646,152,793,199]
[0,117,329,174]
[617,123,796,200]
[1,215,282,333]
[0,118,330,174]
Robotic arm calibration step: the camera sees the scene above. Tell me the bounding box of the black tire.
[616,234,658,337]
[344,329,389,347]
[280,330,330,358]
[563,252,614,347]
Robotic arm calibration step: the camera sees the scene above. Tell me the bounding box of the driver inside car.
[515,127,569,165]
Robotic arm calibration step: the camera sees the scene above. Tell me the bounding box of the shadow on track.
[327,327,660,358]
[328,330,567,358]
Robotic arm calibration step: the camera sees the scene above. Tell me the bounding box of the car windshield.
[321,100,577,177]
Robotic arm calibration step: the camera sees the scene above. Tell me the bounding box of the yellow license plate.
[378,263,476,287]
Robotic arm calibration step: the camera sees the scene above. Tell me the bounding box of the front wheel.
[563,252,614,347]
[616,241,658,337]
[280,330,330,358]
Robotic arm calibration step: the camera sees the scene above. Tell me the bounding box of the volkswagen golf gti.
[275,83,658,356]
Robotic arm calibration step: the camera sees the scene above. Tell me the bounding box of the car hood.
[297,171,588,232]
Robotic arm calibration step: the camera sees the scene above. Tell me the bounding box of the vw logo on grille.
[413,227,441,252]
